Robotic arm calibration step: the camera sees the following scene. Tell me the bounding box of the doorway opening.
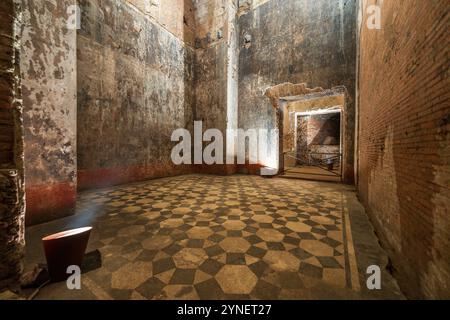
[264,83,350,183]
[285,109,342,182]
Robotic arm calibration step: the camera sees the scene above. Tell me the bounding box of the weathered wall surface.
[77,0,195,189]
[0,0,25,291]
[192,0,239,174]
[238,0,357,180]
[358,0,450,299]
[125,0,196,45]
[21,0,77,225]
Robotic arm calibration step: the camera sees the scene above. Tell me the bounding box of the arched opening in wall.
[265,83,351,183]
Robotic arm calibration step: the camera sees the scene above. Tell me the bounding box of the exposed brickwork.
[296,113,341,165]
[0,109,14,166]
[308,114,340,146]
[0,0,25,292]
[357,0,450,299]
[0,0,17,169]
[0,171,25,291]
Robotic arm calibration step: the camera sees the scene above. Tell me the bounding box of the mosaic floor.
[25,174,404,300]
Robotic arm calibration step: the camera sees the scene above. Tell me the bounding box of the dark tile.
[195,278,224,300]
[290,247,313,260]
[187,239,204,248]
[226,253,246,265]
[136,249,158,262]
[277,227,293,235]
[283,235,300,246]
[170,269,196,285]
[272,219,285,226]
[324,224,340,231]
[244,226,258,233]
[163,243,183,255]
[153,258,175,275]
[136,277,165,299]
[320,237,341,248]
[266,242,285,251]
[109,289,133,300]
[171,232,188,241]
[134,219,148,226]
[317,256,342,269]
[304,220,319,227]
[250,280,281,300]
[179,224,193,231]
[249,260,269,278]
[199,259,223,275]
[299,262,323,279]
[158,228,172,236]
[311,227,328,236]
[277,272,304,289]
[210,225,225,232]
[298,232,317,240]
[205,244,225,257]
[208,234,226,243]
[227,230,242,237]
[146,223,160,232]
[247,246,266,259]
[214,218,227,224]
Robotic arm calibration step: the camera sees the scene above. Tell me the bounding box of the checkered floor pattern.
[51,174,358,300]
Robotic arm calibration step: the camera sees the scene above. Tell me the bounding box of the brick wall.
[0,1,16,168]
[0,0,25,292]
[0,109,14,166]
[308,113,340,146]
[296,113,341,165]
[357,0,450,299]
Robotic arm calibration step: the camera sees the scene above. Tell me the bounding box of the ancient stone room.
[0,0,449,304]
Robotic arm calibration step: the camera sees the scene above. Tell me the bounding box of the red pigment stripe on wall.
[77,164,193,191]
[78,163,263,191]
[26,182,77,226]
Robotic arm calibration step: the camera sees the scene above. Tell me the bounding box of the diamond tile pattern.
[66,175,356,299]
